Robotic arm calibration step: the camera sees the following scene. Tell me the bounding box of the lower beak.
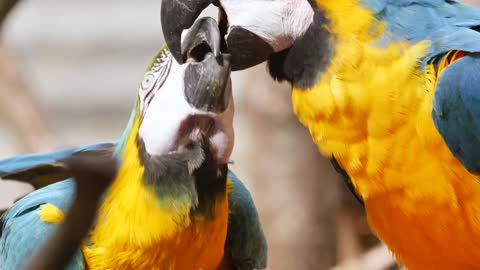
[225,27,273,71]
[182,17,232,113]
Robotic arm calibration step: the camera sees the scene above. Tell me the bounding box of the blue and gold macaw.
[0,17,267,270]
[163,1,480,269]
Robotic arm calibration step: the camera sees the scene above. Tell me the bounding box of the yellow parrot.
[162,0,480,269]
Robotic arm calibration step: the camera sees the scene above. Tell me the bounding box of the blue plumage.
[432,53,480,173]
[0,180,83,270]
[0,141,117,189]
[225,171,268,269]
[0,142,116,176]
[363,0,480,66]
[360,0,480,173]
[0,143,266,269]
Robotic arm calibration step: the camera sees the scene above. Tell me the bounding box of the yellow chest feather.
[82,119,229,270]
[82,172,229,270]
[292,1,480,269]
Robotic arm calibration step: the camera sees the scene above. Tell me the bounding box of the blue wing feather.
[0,179,84,270]
[0,142,118,269]
[226,170,268,269]
[1,152,263,269]
[357,1,480,172]
[1,171,265,270]
[432,53,480,173]
[0,141,116,175]
[362,0,480,66]
[0,141,117,189]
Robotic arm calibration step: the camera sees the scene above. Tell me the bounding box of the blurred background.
[0,1,479,269]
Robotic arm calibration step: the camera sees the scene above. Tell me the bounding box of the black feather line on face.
[267,9,334,89]
[137,138,228,218]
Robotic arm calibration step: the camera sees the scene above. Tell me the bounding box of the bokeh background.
[0,1,479,269]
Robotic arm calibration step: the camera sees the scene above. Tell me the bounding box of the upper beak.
[161,0,212,65]
[161,0,274,71]
[182,17,231,113]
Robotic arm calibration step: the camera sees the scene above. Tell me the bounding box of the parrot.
[161,0,480,269]
[0,17,268,270]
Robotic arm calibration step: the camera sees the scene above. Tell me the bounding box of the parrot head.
[137,16,234,167]
[117,16,234,222]
[161,0,333,88]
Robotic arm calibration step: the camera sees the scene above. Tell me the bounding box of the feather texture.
[0,180,84,270]
[0,44,266,269]
[432,52,480,173]
[0,138,265,269]
[0,141,116,189]
[225,171,268,269]
[289,0,480,268]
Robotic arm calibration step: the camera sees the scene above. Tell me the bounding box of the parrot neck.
[92,116,194,244]
[314,0,382,46]
[292,0,434,199]
[280,0,384,89]
[113,101,139,157]
[84,115,230,269]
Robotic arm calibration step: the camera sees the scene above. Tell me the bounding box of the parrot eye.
[141,72,156,91]
[139,49,173,115]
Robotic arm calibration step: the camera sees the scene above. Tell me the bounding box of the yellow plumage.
[82,117,230,270]
[38,203,65,224]
[292,1,480,269]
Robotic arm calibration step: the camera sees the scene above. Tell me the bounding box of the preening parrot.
[162,0,480,269]
[0,17,267,270]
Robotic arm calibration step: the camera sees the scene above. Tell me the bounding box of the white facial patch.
[138,50,235,164]
[138,49,172,116]
[220,0,314,52]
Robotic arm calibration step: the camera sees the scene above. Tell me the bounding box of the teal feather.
[432,53,480,173]
[0,141,117,189]
[0,180,83,270]
[362,0,480,67]
[358,1,480,173]
[0,141,120,269]
[226,171,268,269]
[0,143,267,269]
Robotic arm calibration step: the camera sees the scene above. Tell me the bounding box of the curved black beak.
[161,0,212,65]
[183,17,231,113]
[161,0,274,71]
[181,16,222,64]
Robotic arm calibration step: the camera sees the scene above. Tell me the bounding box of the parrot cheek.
[220,0,314,52]
[221,0,314,70]
[138,62,193,156]
[138,57,234,163]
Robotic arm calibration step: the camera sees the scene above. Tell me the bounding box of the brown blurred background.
[0,1,479,269]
